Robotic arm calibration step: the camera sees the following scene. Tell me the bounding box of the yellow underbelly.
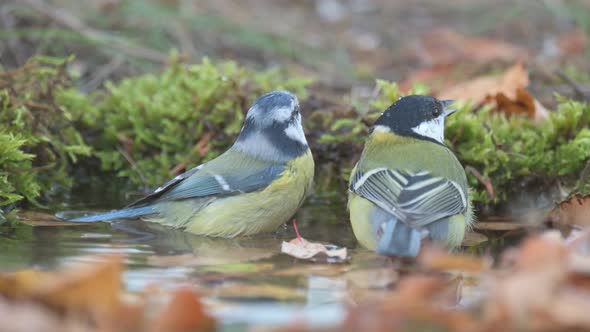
[348,193,378,250]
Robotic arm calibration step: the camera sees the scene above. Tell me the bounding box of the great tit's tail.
[55,205,157,222]
[375,217,422,257]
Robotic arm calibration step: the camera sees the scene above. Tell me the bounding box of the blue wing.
[153,163,285,202]
[58,151,286,222]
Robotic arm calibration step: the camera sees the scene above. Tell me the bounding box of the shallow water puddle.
[0,199,527,330]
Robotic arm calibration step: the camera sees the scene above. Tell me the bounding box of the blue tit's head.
[235,90,308,161]
[373,95,456,144]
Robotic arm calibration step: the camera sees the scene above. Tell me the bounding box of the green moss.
[58,57,310,188]
[0,56,91,211]
[446,95,590,203]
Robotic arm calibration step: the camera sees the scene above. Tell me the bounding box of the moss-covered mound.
[59,57,309,188]
[1,56,589,214]
[0,56,90,209]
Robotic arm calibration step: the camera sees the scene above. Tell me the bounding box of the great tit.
[59,90,315,238]
[348,95,473,257]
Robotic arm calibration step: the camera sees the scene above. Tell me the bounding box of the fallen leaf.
[36,256,123,320]
[0,255,123,321]
[343,275,477,332]
[0,270,46,299]
[546,194,590,229]
[415,28,529,67]
[418,246,489,273]
[438,63,548,122]
[281,237,347,263]
[17,212,94,227]
[439,63,528,104]
[513,232,569,271]
[482,232,590,330]
[150,287,215,332]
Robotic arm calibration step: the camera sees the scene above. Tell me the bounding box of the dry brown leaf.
[546,194,590,229]
[37,256,123,319]
[281,237,347,263]
[0,255,123,322]
[0,270,48,301]
[418,246,488,273]
[514,232,569,271]
[483,231,590,330]
[438,63,549,122]
[438,63,528,104]
[416,28,529,67]
[343,275,477,332]
[150,287,215,332]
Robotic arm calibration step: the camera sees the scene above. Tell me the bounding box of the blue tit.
[348,95,474,257]
[58,91,315,238]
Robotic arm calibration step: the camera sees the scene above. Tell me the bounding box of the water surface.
[0,177,512,330]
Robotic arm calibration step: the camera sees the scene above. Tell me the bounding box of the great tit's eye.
[433,104,443,117]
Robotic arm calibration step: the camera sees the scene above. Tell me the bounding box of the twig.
[579,159,590,189]
[116,145,149,189]
[170,22,197,58]
[23,0,168,63]
[465,166,495,200]
[81,56,125,92]
[556,70,590,101]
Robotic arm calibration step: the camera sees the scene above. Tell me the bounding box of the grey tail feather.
[376,217,422,257]
[55,206,157,223]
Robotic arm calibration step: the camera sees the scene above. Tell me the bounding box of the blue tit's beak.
[441,99,457,117]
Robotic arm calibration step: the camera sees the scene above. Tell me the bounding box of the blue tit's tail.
[55,205,157,223]
[375,217,422,257]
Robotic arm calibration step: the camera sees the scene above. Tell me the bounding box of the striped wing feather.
[350,168,466,227]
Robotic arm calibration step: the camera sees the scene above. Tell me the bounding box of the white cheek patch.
[411,116,445,143]
[284,121,307,145]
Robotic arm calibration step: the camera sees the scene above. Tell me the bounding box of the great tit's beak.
[441,99,457,117]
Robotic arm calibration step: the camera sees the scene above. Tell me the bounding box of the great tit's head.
[373,95,456,144]
[235,90,308,160]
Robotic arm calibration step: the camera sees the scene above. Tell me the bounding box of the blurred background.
[1,0,588,103]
